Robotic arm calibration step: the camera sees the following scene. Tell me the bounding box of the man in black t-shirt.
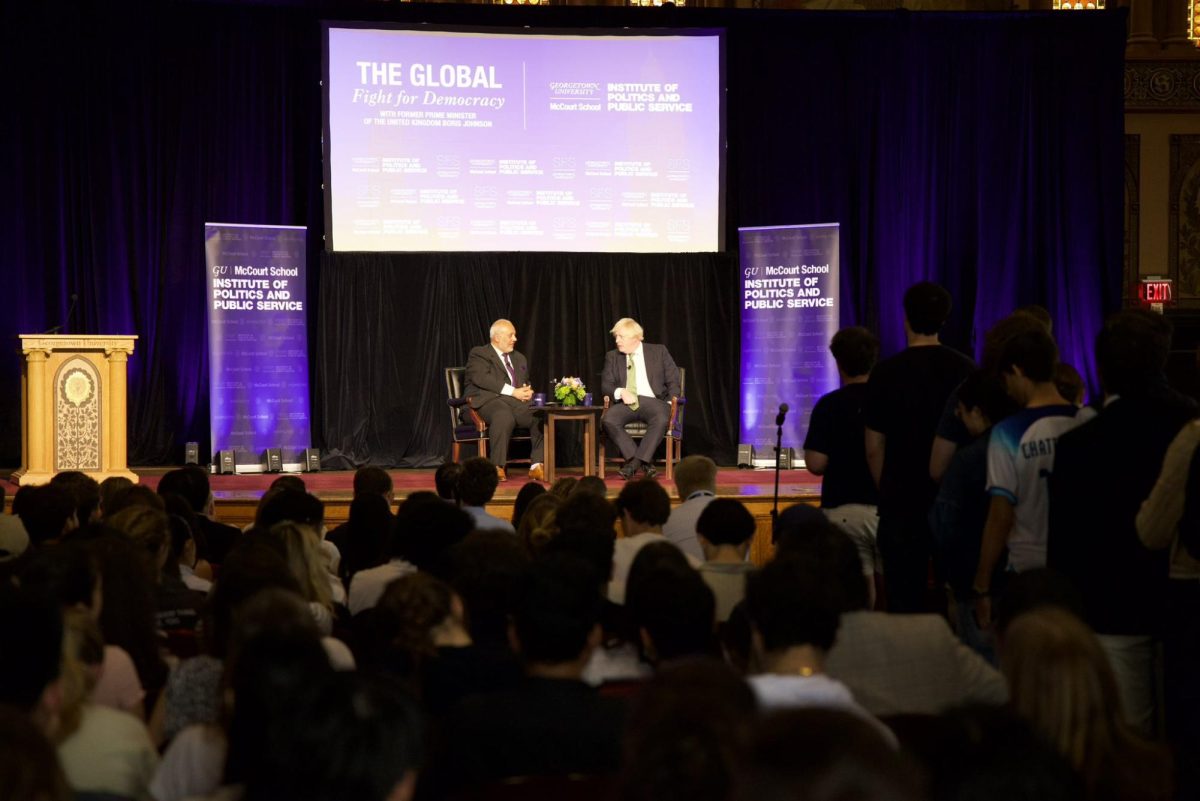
[863,282,974,613]
[804,326,882,608]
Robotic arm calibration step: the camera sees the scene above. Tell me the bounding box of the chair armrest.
[603,395,612,411]
[465,406,487,433]
[447,397,469,408]
[668,396,686,435]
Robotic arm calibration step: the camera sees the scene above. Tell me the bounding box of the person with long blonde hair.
[263,522,335,635]
[1001,607,1172,801]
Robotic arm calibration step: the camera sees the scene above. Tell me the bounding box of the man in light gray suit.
[601,318,681,480]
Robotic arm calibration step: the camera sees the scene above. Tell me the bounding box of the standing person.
[464,319,545,482]
[803,326,882,607]
[863,282,974,612]
[601,318,682,480]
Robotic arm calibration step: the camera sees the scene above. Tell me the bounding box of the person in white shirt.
[662,455,717,562]
[609,479,700,605]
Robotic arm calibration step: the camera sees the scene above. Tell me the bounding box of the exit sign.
[1139,278,1174,307]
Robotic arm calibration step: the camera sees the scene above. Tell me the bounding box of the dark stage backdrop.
[0,2,1125,467]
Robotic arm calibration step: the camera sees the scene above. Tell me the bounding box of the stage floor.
[1,466,822,564]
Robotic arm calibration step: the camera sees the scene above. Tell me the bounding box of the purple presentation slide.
[323,26,724,253]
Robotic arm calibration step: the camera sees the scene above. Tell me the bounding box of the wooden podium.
[12,335,139,486]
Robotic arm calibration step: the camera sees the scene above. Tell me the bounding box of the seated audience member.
[517,492,563,556]
[743,554,891,743]
[447,530,532,652]
[159,494,214,592]
[262,521,340,635]
[429,555,625,793]
[620,659,757,801]
[549,477,579,498]
[610,479,700,604]
[662,455,718,562]
[333,494,392,589]
[108,505,205,633]
[325,465,394,554]
[458,456,516,533]
[14,484,78,547]
[892,705,1080,801]
[0,585,65,738]
[103,484,166,517]
[393,492,475,581]
[575,475,609,498]
[49,471,102,528]
[19,543,147,717]
[625,544,717,666]
[775,505,1006,716]
[929,369,1014,660]
[1047,309,1198,735]
[0,705,71,801]
[256,489,340,574]
[434,461,465,503]
[737,708,918,801]
[368,573,520,718]
[1001,607,1173,801]
[0,513,30,567]
[98,476,134,518]
[695,499,758,622]
[241,672,423,801]
[804,326,882,606]
[973,328,1084,629]
[56,609,159,800]
[511,480,548,529]
[155,589,339,801]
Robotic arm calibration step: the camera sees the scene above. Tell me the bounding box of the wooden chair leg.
[452,442,461,463]
[665,439,675,481]
[479,439,488,460]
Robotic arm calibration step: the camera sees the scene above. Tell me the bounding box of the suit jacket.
[464,345,530,409]
[600,343,681,402]
[824,610,1007,716]
[1047,386,1198,636]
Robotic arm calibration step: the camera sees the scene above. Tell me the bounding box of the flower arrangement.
[553,376,587,406]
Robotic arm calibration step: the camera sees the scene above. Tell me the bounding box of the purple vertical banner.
[205,223,311,470]
[739,223,840,465]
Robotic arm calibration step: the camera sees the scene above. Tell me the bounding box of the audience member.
[103,484,166,517]
[458,456,515,533]
[434,461,464,503]
[334,494,392,588]
[448,530,532,651]
[108,505,205,633]
[929,369,1014,659]
[98,476,134,518]
[1053,361,1087,406]
[511,479,547,528]
[429,555,624,792]
[972,327,1083,628]
[661,454,718,562]
[516,491,563,555]
[14,484,78,546]
[549,476,578,498]
[389,491,474,580]
[1001,607,1173,801]
[774,505,1007,717]
[736,708,918,801]
[262,521,338,634]
[574,475,609,498]
[324,465,393,555]
[1048,309,1198,733]
[0,585,65,738]
[804,326,882,604]
[864,281,974,612]
[625,543,716,665]
[620,659,756,801]
[610,479,699,604]
[694,498,757,622]
[48,471,101,528]
[0,704,71,801]
[0,513,30,566]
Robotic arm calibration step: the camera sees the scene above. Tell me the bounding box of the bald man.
[464,319,545,481]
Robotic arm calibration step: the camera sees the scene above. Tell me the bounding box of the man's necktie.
[503,353,517,386]
[625,357,639,411]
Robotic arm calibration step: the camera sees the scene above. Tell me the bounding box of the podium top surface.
[19,334,138,354]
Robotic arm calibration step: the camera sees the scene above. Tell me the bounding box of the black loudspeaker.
[303,448,321,472]
[184,442,199,465]
[216,450,236,474]
[777,447,793,470]
[264,448,283,473]
[737,443,755,468]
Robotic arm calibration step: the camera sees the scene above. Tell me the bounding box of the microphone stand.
[770,405,787,543]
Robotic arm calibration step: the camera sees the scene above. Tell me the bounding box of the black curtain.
[0,1,1126,468]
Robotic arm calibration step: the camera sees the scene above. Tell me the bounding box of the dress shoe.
[528,463,545,481]
[618,459,639,480]
[496,466,507,482]
[642,463,658,480]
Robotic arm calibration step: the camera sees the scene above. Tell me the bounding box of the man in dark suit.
[464,319,544,481]
[1047,309,1198,735]
[601,317,681,480]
